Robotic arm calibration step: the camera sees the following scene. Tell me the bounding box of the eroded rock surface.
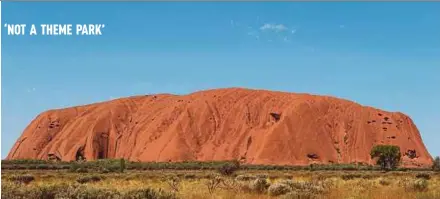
[6,88,433,167]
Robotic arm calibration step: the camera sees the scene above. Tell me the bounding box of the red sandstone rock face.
[6,88,433,167]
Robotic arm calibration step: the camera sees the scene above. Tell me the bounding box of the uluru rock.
[6,88,433,167]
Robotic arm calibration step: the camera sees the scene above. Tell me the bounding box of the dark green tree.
[432,156,440,171]
[120,158,126,173]
[217,160,240,176]
[370,145,401,170]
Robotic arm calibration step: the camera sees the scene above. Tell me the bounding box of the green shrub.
[40,174,56,179]
[2,181,27,198]
[278,179,295,186]
[36,164,50,170]
[122,188,177,199]
[256,174,268,179]
[183,174,196,180]
[282,174,293,180]
[280,191,318,199]
[378,178,391,186]
[415,173,431,180]
[100,168,110,174]
[396,167,410,172]
[205,176,223,194]
[235,181,253,193]
[69,163,88,173]
[28,184,69,199]
[341,173,362,180]
[412,179,429,192]
[321,178,337,189]
[124,174,140,181]
[217,160,240,176]
[58,185,121,199]
[60,164,71,169]
[9,174,35,184]
[76,167,89,173]
[1,181,71,199]
[268,183,292,196]
[1,176,182,199]
[235,175,256,181]
[76,175,103,184]
[287,181,326,194]
[166,176,181,192]
[2,159,49,165]
[107,165,122,172]
[361,174,378,179]
[249,178,270,193]
[7,159,434,172]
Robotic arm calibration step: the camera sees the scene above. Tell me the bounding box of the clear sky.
[2,2,440,159]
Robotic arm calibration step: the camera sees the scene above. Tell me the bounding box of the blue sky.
[2,2,440,159]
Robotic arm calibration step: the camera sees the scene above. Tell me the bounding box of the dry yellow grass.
[2,170,440,199]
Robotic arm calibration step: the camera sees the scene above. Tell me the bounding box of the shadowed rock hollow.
[6,88,433,167]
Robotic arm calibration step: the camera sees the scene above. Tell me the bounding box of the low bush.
[183,174,196,180]
[166,176,180,192]
[235,175,256,181]
[76,167,89,173]
[287,181,326,195]
[249,178,270,194]
[76,175,103,184]
[412,179,429,192]
[256,174,269,179]
[280,191,318,199]
[58,185,121,199]
[415,173,431,180]
[217,160,240,176]
[268,183,292,196]
[205,176,223,194]
[100,168,111,174]
[235,181,253,193]
[341,173,362,180]
[2,159,49,165]
[1,182,176,199]
[30,184,70,199]
[36,164,50,170]
[2,182,76,199]
[378,178,391,186]
[9,174,35,184]
[2,181,27,198]
[361,174,377,179]
[122,188,177,199]
[3,159,436,172]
